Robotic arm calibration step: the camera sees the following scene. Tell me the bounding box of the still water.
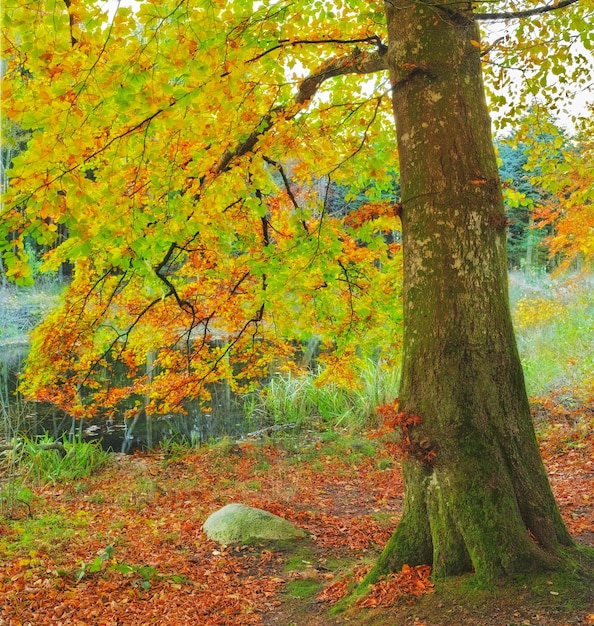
[0,342,252,453]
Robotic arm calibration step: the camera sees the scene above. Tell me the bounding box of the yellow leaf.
[470,40,481,48]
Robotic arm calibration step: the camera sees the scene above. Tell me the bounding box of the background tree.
[525,108,594,270]
[497,137,549,269]
[497,109,591,272]
[1,0,593,586]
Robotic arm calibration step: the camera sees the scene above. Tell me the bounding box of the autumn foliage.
[532,115,594,268]
[376,402,437,467]
[504,108,594,270]
[317,562,434,607]
[2,0,403,418]
[1,0,592,421]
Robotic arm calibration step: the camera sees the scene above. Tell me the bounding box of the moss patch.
[284,546,317,572]
[286,578,322,598]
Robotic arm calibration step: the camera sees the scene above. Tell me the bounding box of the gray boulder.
[203,503,307,545]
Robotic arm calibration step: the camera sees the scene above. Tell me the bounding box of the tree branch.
[262,156,302,213]
[248,35,388,63]
[62,0,78,46]
[154,242,196,315]
[297,48,389,104]
[50,40,389,395]
[480,36,505,57]
[216,46,388,173]
[475,0,579,21]
[0,442,66,454]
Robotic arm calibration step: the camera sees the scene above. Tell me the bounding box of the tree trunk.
[525,213,534,269]
[371,1,574,582]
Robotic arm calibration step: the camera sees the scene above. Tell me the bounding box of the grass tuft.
[243,359,399,432]
[19,435,112,484]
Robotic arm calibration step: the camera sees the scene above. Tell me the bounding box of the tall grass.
[1,435,111,512]
[243,359,399,431]
[0,390,35,518]
[19,435,112,484]
[510,272,594,398]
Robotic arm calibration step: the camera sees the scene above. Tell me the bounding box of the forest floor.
[0,395,593,626]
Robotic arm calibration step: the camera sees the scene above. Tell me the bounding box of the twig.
[475,0,579,21]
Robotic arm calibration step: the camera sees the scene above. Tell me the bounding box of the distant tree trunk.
[369,0,574,582]
[145,350,156,449]
[525,214,534,269]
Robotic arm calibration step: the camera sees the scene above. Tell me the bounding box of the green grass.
[510,272,594,398]
[1,434,111,519]
[18,435,112,484]
[286,578,322,598]
[0,509,90,559]
[243,359,399,431]
[0,482,33,520]
[283,546,316,572]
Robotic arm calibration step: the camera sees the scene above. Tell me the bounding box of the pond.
[0,341,254,453]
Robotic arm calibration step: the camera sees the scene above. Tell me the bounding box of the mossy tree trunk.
[371,1,574,582]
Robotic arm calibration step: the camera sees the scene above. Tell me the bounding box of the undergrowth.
[20,435,112,483]
[242,359,400,432]
[510,271,594,397]
[1,434,112,517]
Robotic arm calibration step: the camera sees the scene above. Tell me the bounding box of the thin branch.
[262,156,301,212]
[327,95,384,176]
[189,299,265,399]
[215,47,388,175]
[10,108,165,211]
[78,294,165,388]
[62,0,78,46]
[337,260,357,331]
[216,110,277,173]
[248,35,387,63]
[256,188,269,293]
[481,36,505,57]
[153,243,195,315]
[475,0,579,21]
[229,271,252,296]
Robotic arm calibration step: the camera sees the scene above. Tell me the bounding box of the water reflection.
[0,342,251,453]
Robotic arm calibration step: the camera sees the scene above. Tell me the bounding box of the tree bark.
[370,0,574,582]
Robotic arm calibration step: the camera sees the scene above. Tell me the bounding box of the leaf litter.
[0,401,592,625]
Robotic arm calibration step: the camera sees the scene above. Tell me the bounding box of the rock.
[203,503,307,545]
